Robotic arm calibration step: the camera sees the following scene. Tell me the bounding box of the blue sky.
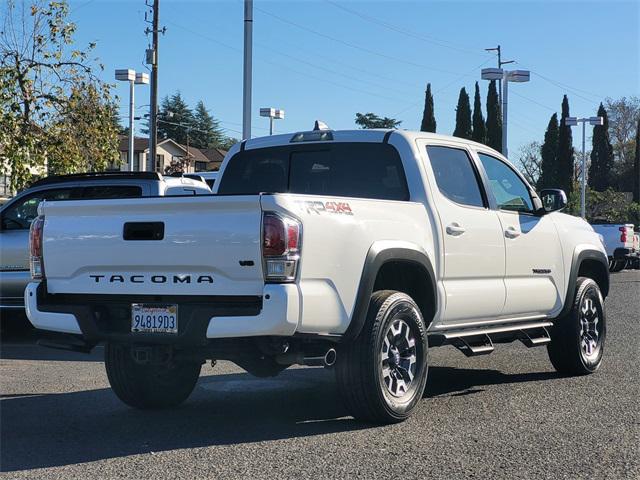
[69,0,639,158]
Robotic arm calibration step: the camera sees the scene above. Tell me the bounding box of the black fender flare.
[558,248,610,319]
[342,244,437,342]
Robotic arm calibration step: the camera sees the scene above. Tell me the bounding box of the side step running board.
[453,334,494,357]
[433,321,553,357]
[519,326,551,347]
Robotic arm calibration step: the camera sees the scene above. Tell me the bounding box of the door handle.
[505,226,520,238]
[446,223,466,236]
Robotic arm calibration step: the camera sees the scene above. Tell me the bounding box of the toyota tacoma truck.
[25,128,609,424]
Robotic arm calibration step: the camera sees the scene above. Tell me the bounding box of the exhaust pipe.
[276,348,337,368]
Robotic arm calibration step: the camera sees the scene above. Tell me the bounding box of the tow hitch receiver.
[131,345,172,365]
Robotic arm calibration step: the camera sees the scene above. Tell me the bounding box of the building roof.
[118,136,227,166]
[118,136,149,152]
[201,148,227,164]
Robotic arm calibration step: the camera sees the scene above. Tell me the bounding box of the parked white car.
[0,172,210,316]
[25,128,609,423]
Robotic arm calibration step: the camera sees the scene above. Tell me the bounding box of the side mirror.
[539,189,567,214]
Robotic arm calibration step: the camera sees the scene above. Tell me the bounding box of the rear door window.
[426,146,485,208]
[218,143,408,201]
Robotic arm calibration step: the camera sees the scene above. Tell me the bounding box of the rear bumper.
[613,247,638,260]
[0,270,29,310]
[25,282,300,345]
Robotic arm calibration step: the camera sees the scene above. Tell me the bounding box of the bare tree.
[516,141,542,187]
[604,96,640,191]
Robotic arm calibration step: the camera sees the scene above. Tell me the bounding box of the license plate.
[131,304,178,334]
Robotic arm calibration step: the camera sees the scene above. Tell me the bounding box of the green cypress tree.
[453,87,472,140]
[537,113,559,190]
[486,80,502,152]
[420,83,436,133]
[557,95,575,195]
[471,82,486,144]
[588,103,615,192]
[634,117,640,203]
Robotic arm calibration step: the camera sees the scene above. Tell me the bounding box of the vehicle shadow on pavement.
[425,366,560,398]
[1,364,561,473]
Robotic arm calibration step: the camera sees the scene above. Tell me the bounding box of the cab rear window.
[217,143,409,201]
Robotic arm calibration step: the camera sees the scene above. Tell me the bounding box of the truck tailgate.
[40,195,264,296]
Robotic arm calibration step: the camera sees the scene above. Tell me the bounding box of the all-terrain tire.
[547,277,606,375]
[609,260,626,272]
[336,290,429,424]
[105,343,201,409]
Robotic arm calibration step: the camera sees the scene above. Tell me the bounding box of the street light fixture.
[260,107,285,135]
[564,115,604,219]
[115,69,149,171]
[481,67,530,157]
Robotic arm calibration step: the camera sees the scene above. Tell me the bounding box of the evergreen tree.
[420,83,436,133]
[471,82,486,144]
[588,103,615,191]
[557,95,575,194]
[538,113,559,190]
[191,101,225,149]
[634,117,640,202]
[486,80,502,152]
[453,87,472,140]
[355,112,401,129]
[157,92,194,145]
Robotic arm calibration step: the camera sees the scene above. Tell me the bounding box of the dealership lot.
[1,271,638,479]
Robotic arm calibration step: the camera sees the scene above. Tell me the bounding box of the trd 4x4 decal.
[296,200,353,215]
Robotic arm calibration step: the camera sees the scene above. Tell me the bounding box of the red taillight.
[287,222,299,252]
[262,213,301,282]
[620,226,628,243]
[29,216,45,280]
[263,214,287,256]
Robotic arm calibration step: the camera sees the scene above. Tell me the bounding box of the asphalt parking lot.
[1,271,638,479]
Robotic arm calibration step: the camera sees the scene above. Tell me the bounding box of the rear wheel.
[547,277,606,375]
[104,343,201,409]
[609,259,626,272]
[336,290,428,424]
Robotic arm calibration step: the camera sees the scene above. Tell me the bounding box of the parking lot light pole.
[565,116,604,219]
[116,70,149,171]
[481,68,530,157]
[259,108,285,135]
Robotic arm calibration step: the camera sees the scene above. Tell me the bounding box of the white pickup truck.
[592,223,639,272]
[26,128,610,424]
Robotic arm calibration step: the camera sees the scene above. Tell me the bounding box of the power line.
[323,0,488,57]
[164,2,426,94]
[515,62,603,103]
[510,90,557,112]
[390,57,494,117]
[166,20,416,105]
[253,5,472,76]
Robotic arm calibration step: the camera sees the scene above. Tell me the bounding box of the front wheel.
[336,290,429,424]
[105,343,202,409]
[547,277,606,375]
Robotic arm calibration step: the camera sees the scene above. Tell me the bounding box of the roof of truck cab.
[236,129,505,160]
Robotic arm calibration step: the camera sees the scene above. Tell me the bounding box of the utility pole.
[481,68,530,157]
[145,0,165,172]
[485,45,514,123]
[565,116,604,218]
[243,0,253,140]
